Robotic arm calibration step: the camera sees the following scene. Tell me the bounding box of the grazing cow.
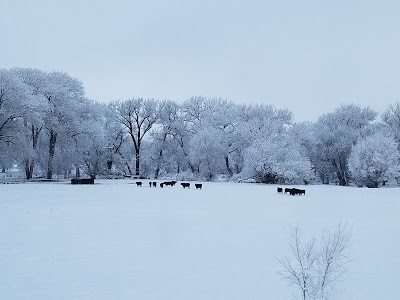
[160,183,164,188]
[181,182,190,189]
[136,181,142,187]
[289,188,306,196]
[284,188,292,194]
[165,181,176,187]
[277,187,283,193]
[195,183,202,190]
[152,181,157,187]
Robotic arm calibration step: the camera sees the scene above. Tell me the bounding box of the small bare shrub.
[278,221,352,300]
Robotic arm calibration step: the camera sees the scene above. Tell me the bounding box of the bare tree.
[110,98,160,176]
[278,222,351,300]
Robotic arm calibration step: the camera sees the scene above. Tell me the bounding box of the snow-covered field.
[0,180,399,300]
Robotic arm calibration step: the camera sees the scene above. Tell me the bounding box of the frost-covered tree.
[313,104,377,186]
[175,97,224,176]
[348,133,400,187]
[184,97,245,177]
[290,122,328,183]
[189,127,227,180]
[238,104,293,143]
[242,137,313,184]
[168,112,196,175]
[204,99,245,176]
[151,100,181,178]
[109,98,160,176]
[0,70,31,141]
[63,100,107,179]
[382,102,400,151]
[181,96,212,133]
[41,71,86,179]
[0,69,40,172]
[237,104,294,178]
[9,69,90,179]
[13,68,50,179]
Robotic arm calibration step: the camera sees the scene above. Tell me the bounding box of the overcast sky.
[3,0,400,121]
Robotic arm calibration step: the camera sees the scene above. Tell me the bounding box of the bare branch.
[278,222,352,300]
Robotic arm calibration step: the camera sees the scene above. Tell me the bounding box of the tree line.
[1,68,400,187]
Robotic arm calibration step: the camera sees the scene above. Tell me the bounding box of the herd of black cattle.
[70,178,203,189]
[70,178,305,195]
[136,180,203,190]
[277,187,306,195]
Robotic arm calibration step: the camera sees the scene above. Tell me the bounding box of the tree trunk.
[154,133,168,179]
[116,150,132,176]
[24,125,42,180]
[46,130,57,179]
[75,164,81,178]
[107,160,113,171]
[332,157,348,186]
[337,171,348,186]
[186,153,196,174]
[225,155,233,177]
[26,162,34,179]
[154,149,163,179]
[135,146,140,176]
[25,160,33,180]
[126,162,133,175]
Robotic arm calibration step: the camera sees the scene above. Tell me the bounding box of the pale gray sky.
[3,0,400,121]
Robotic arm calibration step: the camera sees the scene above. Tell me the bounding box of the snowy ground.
[0,180,399,300]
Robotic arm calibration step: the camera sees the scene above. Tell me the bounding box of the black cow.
[152,181,157,187]
[160,183,164,188]
[277,187,283,193]
[181,182,190,189]
[136,181,142,187]
[289,188,306,196]
[163,181,177,187]
[195,183,202,189]
[284,188,292,194]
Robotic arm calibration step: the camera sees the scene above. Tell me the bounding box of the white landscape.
[1,180,398,300]
[3,1,400,299]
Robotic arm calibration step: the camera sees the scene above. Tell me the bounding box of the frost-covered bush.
[215,174,230,182]
[348,133,400,187]
[230,173,256,183]
[175,170,198,181]
[242,137,313,184]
